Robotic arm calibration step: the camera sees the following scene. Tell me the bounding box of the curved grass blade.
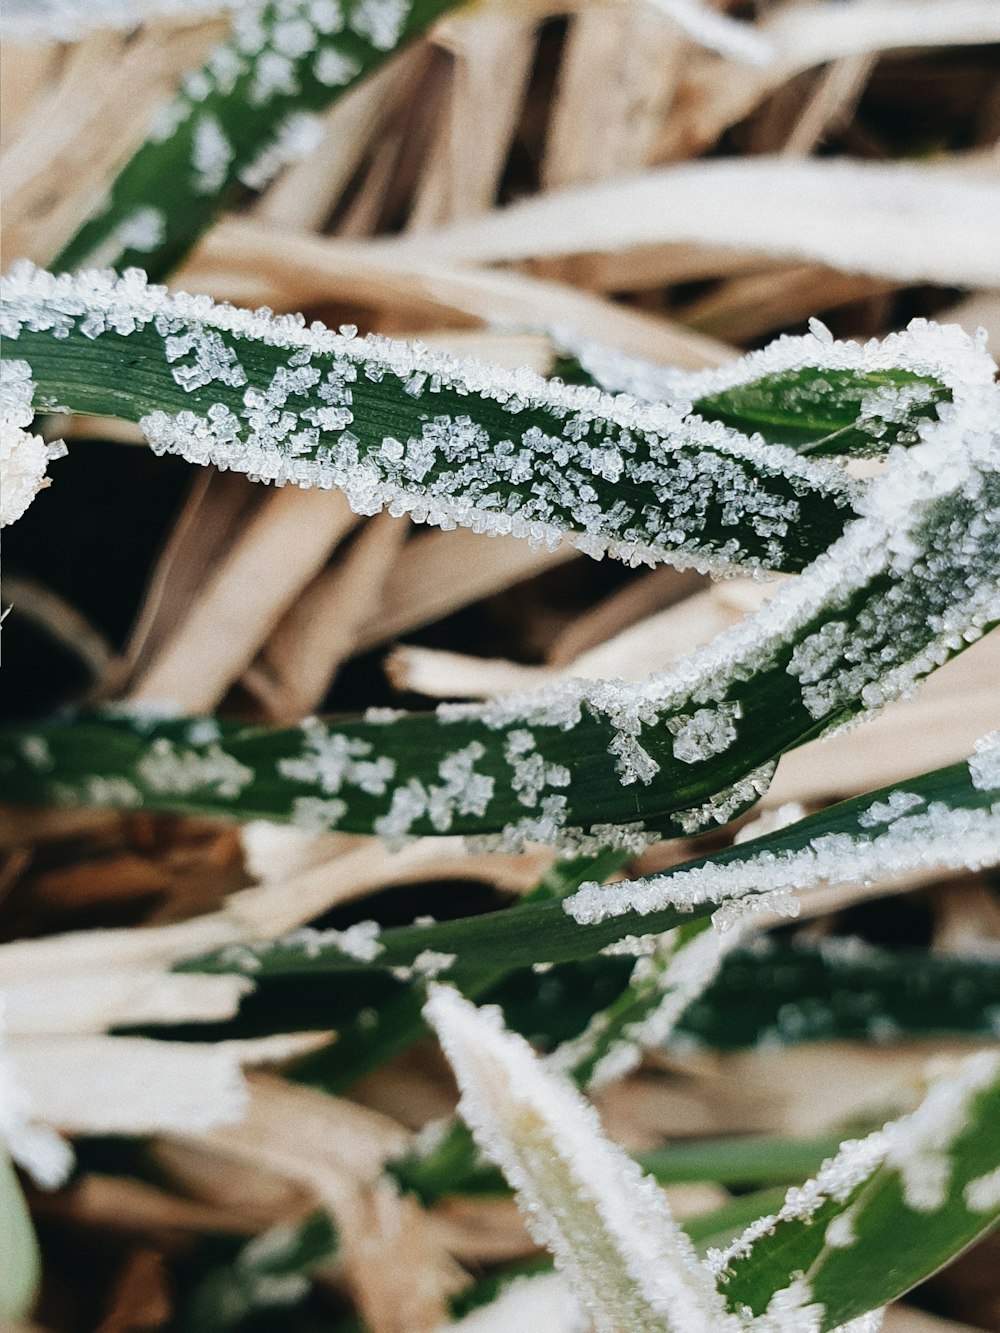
[2,286,997,848]
[161,750,1000,979]
[2,264,858,576]
[54,0,463,279]
[712,1051,1000,1329]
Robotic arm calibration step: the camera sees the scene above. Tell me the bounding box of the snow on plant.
[427,987,1000,1332]
[424,984,741,1333]
[2,268,998,858]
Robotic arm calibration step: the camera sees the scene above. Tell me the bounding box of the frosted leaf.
[425,986,740,1333]
[712,1051,1000,1286]
[2,263,859,583]
[883,1049,1000,1212]
[565,795,1000,925]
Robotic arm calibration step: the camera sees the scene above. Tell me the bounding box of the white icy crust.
[0,263,856,578]
[550,922,746,1089]
[565,790,1000,925]
[0,358,65,527]
[883,1048,1000,1213]
[425,986,740,1333]
[969,730,1000,792]
[710,1050,1000,1280]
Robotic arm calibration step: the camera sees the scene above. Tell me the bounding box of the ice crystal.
[857,790,925,829]
[277,719,395,796]
[964,1165,1000,1212]
[191,114,233,195]
[0,359,65,527]
[883,1049,1000,1212]
[668,702,741,765]
[968,731,1000,793]
[137,738,253,799]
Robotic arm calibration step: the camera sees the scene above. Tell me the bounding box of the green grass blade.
[115,754,1000,980]
[714,1051,1000,1329]
[53,0,463,279]
[3,264,858,576]
[288,850,627,1092]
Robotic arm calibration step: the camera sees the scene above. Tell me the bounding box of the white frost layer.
[565,798,1000,925]
[425,985,739,1333]
[0,359,65,527]
[710,1050,1000,1279]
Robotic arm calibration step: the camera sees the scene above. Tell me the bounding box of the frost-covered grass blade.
[2,265,858,575]
[713,1051,1000,1329]
[52,0,464,279]
[424,985,739,1333]
[116,749,1000,980]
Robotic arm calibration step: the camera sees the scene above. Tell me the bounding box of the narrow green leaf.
[714,1051,1000,1329]
[3,265,857,576]
[290,850,627,1092]
[164,755,999,982]
[54,0,464,279]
